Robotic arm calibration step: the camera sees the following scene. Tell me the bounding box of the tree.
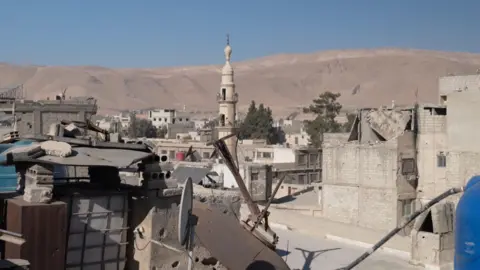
[127,113,157,138]
[342,113,357,132]
[303,92,343,147]
[238,100,282,144]
[156,126,167,138]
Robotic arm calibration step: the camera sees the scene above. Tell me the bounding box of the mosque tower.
[216,34,238,161]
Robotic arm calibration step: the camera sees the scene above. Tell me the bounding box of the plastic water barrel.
[455,176,480,269]
[176,151,185,161]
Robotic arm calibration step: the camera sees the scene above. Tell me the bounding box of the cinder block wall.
[322,141,398,231]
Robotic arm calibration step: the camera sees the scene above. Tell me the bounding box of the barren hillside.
[1,48,480,116]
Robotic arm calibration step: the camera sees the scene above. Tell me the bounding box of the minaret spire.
[217,35,238,164]
[224,34,232,63]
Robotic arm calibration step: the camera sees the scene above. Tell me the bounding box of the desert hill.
[1,48,480,116]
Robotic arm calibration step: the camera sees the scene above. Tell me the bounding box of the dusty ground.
[2,48,480,115]
[275,228,421,270]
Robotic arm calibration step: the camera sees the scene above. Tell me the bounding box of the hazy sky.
[0,0,478,68]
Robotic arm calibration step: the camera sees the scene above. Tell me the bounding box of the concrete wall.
[447,91,480,152]
[9,101,97,136]
[321,141,398,231]
[439,75,480,96]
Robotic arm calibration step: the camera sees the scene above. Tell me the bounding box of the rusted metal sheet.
[5,197,67,270]
[193,201,290,270]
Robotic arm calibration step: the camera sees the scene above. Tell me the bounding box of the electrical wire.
[339,186,464,270]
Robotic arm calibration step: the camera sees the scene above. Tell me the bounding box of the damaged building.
[320,74,480,270]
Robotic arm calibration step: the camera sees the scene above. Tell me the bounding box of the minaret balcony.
[217,92,238,103]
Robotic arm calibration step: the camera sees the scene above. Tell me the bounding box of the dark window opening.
[401,158,416,175]
[251,172,259,181]
[298,174,306,185]
[419,211,434,233]
[437,152,447,167]
[440,95,447,105]
[202,152,210,159]
[298,154,307,165]
[220,114,225,126]
[222,88,226,100]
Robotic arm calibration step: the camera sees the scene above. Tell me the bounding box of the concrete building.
[112,112,131,128]
[0,97,97,136]
[319,98,458,269]
[216,35,239,162]
[147,109,192,128]
[272,147,322,198]
[438,74,480,105]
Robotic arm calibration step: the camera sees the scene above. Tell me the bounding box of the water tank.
[176,151,185,161]
[0,140,35,193]
[455,176,480,269]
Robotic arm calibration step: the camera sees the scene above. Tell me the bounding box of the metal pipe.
[250,173,287,231]
[340,186,464,270]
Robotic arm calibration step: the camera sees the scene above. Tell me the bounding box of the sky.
[0,0,479,68]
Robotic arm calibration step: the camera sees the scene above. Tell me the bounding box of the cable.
[339,186,464,270]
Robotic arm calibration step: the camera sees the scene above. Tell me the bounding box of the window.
[153,118,157,121]
[203,152,210,159]
[402,199,415,217]
[262,152,272,158]
[310,173,318,182]
[220,114,225,126]
[161,150,167,154]
[251,172,259,181]
[294,137,299,145]
[222,88,226,100]
[164,118,167,122]
[401,158,416,175]
[298,174,306,185]
[179,118,183,121]
[309,154,317,164]
[169,150,175,159]
[298,154,307,165]
[186,118,189,121]
[437,152,447,167]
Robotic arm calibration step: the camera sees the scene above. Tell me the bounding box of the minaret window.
[222,88,226,100]
[220,114,225,126]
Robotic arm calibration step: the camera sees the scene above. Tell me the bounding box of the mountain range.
[1,48,480,116]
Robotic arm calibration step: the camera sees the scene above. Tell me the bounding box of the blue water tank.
[0,140,35,193]
[455,176,480,269]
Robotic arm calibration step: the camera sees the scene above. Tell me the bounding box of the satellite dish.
[178,177,197,270]
[178,177,193,245]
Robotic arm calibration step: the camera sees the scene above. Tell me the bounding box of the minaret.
[217,34,238,161]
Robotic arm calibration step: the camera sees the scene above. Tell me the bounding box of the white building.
[147,109,192,128]
[112,113,131,128]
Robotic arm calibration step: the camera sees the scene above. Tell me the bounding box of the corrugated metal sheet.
[61,193,129,270]
[37,148,153,168]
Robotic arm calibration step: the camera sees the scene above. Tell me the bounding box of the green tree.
[303,92,343,147]
[127,113,157,138]
[238,100,282,144]
[156,126,167,138]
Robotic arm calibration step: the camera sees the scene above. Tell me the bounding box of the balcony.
[216,92,238,103]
